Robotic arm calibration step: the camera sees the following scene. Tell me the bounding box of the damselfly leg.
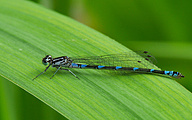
[32,64,51,80]
[50,66,61,79]
[60,68,79,79]
[50,67,79,79]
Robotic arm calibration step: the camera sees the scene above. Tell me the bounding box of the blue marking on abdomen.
[150,69,154,73]
[98,66,105,69]
[72,63,78,67]
[165,71,174,76]
[81,64,87,68]
[173,72,178,77]
[169,71,173,76]
[133,67,139,71]
[116,66,122,69]
[164,71,169,75]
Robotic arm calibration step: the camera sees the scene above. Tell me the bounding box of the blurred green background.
[1,0,191,120]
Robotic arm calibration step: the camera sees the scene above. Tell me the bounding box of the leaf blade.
[0,1,191,119]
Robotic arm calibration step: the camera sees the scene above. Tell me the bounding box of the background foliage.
[1,0,191,120]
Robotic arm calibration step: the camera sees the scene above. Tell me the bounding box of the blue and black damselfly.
[32,51,184,80]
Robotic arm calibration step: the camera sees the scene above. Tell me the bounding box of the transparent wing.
[70,51,156,68]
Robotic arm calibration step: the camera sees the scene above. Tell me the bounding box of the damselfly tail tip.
[176,73,184,79]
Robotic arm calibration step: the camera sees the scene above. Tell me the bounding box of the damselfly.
[32,51,184,80]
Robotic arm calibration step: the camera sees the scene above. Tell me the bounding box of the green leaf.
[0,0,191,119]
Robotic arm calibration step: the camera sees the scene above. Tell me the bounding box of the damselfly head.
[42,55,52,65]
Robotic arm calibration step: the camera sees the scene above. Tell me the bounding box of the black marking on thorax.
[52,57,65,64]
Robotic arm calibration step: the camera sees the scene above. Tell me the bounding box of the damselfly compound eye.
[42,55,52,65]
